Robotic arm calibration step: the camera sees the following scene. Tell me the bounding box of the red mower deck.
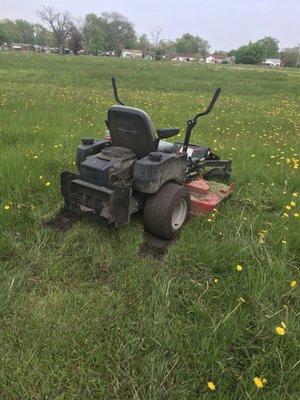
[186,178,234,215]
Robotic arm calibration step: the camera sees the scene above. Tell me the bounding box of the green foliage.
[235,37,280,65]
[83,13,106,54]
[175,33,210,57]
[280,47,300,67]
[0,53,299,399]
[32,24,53,46]
[257,36,279,58]
[235,42,266,64]
[136,34,151,56]
[0,26,9,45]
[14,19,34,43]
[0,18,53,46]
[83,12,136,55]
[0,19,18,44]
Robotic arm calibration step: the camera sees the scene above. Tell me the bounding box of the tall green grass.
[0,52,299,399]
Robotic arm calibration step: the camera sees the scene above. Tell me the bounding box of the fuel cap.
[149,152,162,162]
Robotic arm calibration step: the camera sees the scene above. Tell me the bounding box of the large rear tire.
[143,182,190,239]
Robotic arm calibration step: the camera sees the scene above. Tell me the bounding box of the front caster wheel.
[143,182,190,240]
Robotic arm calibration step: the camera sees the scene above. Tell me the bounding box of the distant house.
[121,49,143,58]
[176,54,198,62]
[206,55,226,64]
[262,58,282,67]
[11,43,32,51]
[206,56,217,64]
[163,53,203,62]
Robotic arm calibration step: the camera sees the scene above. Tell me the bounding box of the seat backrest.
[107,105,156,159]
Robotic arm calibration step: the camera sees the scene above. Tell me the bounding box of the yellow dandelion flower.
[45,182,51,186]
[214,278,219,284]
[207,381,216,391]
[285,205,291,210]
[290,201,296,207]
[275,326,286,336]
[292,192,298,197]
[253,376,267,388]
[4,205,10,210]
[290,280,297,288]
[294,213,299,218]
[236,264,243,272]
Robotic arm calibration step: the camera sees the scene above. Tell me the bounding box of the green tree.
[257,36,279,58]
[32,24,52,46]
[176,33,199,54]
[0,19,18,44]
[137,34,151,57]
[15,19,34,43]
[102,12,136,56]
[280,47,299,67]
[235,42,266,64]
[83,13,106,54]
[83,12,136,56]
[175,33,210,58]
[0,26,9,45]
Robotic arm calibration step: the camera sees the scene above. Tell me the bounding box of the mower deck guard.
[186,178,234,214]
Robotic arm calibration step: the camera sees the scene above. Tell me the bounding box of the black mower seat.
[107,105,178,158]
[108,105,156,159]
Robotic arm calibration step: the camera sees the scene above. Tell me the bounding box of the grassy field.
[0,52,299,399]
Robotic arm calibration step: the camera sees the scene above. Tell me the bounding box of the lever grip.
[206,87,221,113]
[111,77,124,105]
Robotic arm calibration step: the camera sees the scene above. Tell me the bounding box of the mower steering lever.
[182,88,221,154]
[194,87,221,121]
[111,77,125,105]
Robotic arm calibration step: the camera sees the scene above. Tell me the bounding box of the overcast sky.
[1,0,299,50]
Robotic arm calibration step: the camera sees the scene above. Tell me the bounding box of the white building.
[121,49,143,58]
[262,58,282,67]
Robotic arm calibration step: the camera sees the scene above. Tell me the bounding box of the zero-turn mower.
[61,78,234,239]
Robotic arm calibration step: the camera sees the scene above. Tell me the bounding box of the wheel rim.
[171,199,187,231]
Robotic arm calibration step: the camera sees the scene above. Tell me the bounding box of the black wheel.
[143,182,190,240]
[203,167,231,183]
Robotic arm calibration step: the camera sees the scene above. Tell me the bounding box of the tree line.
[0,5,298,66]
[0,6,210,59]
[232,37,299,67]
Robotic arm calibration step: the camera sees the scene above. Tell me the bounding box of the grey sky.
[1,0,299,50]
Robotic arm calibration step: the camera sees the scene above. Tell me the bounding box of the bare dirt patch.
[44,208,83,232]
[139,230,175,259]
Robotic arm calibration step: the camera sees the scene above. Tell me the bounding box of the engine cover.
[79,146,136,185]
